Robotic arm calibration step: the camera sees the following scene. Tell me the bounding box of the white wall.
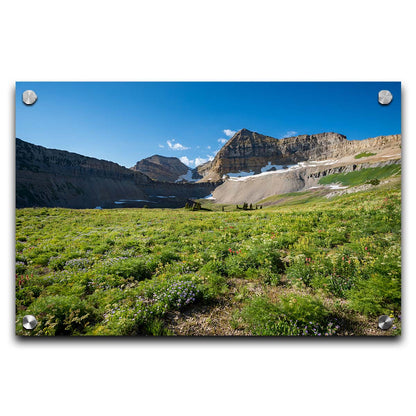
[1,2,414,415]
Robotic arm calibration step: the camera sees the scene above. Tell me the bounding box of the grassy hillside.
[318,164,401,186]
[355,152,376,159]
[16,182,401,336]
[256,190,327,207]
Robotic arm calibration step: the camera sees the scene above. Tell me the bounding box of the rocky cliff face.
[196,160,213,178]
[199,129,401,181]
[131,154,202,183]
[16,139,216,208]
[17,138,153,181]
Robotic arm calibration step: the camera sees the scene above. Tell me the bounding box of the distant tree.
[249,203,253,210]
[192,202,202,211]
[222,206,225,212]
[243,202,248,210]
[185,202,190,209]
[236,205,240,210]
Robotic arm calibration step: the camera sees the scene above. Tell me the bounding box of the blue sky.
[16,82,401,168]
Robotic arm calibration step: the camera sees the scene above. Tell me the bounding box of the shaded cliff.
[16,139,217,208]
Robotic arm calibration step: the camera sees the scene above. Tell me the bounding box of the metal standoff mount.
[378,315,393,330]
[22,315,38,330]
[22,90,38,105]
[378,90,393,105]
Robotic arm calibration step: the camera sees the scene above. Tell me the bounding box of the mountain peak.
[234,128,257,137]
[199,130,374,182]
[224,129,271,148]
[145,154,181,163]
[131,154,203,183]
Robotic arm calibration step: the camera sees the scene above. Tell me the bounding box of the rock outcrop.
[131,154,202,183]
[199,129,401,181]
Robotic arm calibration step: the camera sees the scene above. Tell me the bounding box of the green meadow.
[354,152,377,159]
[15,179,401,336]
[318,164,401,186]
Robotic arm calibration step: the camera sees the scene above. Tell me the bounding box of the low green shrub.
[100,257,157,280]
[16,278,43,307]
[157,250,181,265]
[348,273,401,316]
[240,294,339,336]
[48,255,67,271]
[15,261,27,274]
[32,254,51,266]
[18,295,98,336]
[201,273,228,299]
[200,260,228,276]
[224,242,285,280]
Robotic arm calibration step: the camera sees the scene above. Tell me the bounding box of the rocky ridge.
[200,129,401,181]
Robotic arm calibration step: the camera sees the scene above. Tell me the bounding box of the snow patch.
[260,162,287,172]
[226,170,255,178]
[203,194,216,200]
[225,159,339,182]
[228,166,295,181]
[175,169,197,182]
[326,184,348,190]
[114,199,155,204]
[295,159,339,168]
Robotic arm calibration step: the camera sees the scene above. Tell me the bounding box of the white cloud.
[207,145,211,150]
[224,129,236,137]
[194,157,208,166]
[180,154,215,167]
[218,138,227,144]
[167,139,189,151]
[179,156,192,166]
[281,130,298,138]
[158,144,164,148]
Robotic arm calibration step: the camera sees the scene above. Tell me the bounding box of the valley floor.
[15,180,401,336]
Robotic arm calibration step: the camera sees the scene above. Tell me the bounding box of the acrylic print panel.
[15,82,401,337]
